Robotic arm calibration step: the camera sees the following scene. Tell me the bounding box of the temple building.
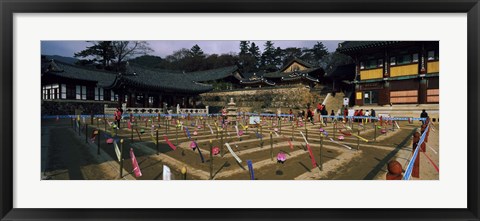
[240,58,326,88]
[336,41,439,106]
[41,56,237,115]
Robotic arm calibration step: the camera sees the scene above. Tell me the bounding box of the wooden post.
[291,123,294,141]
[220,129,224,157]
[270,132,273,161]
[374,123,377,142]
[279,117,282,135]
[120,139,124,178]
[333,123,336,140]
[357,129,360,150]
[260,125,263,148]
[131,122,134,141]
[320,130,323,171]
[306,128,309,141]
[176,125,179,145]
[209,140,213,180]
[156,129,159,155]
[78,120,81,136]
[97,130,101,155]
[97,129,100,152]
[104,114,107,132]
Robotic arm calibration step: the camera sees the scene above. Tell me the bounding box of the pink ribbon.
[129,148,142,178]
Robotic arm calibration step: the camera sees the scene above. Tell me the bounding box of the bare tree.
[111,41,153,69]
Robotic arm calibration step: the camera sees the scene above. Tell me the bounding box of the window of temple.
[42,84,60,100]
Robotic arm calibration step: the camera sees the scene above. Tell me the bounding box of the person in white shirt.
[365,109,370,123]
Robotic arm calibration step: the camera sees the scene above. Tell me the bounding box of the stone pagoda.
[226,97,238,124]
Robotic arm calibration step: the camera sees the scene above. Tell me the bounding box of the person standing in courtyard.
[317,102,322,122]
[365,109,370,123]
[307,107,314,125]
[114,107,122,129]
[343,107,348,123]
[371,109,376,122]
[420,109,429,125]
[330,110,336,123]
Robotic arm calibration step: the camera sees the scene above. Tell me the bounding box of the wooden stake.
[357,129,360,150]
[156,129,159,155]
[120,139,124,178]
[220,129,224,157]
[176,125,178,145]
[97,129,100,153]
[97,130,100,155]
[333,122,336,140]
[209,140,213,180]
[131,122,134,141]
[320,131,323,171]
[270,132,273,161]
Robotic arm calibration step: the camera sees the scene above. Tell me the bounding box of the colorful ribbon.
[247,160,255,180]
[130,148,142,178]
[225,143,242,163]
[163,135,177,151]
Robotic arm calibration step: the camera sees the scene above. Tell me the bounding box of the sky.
[41,40,342,58]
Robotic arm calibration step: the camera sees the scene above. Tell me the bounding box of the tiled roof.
[115,65,214,93]
[43,60,117,87]
[336,41,402,53]
[279,58,314,72]
[281,72,320,82]
[42,60,214,93]
[185,66,240,82]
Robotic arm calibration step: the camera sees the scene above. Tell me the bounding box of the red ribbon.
[306,144,317,169]
[163,135,177,150]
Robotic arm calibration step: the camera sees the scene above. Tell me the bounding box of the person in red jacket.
[343,108,348,123]
[114,107,122,129]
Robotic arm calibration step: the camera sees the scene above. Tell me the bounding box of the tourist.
[330,110,335,122]
[307,107,314,125]
[114,107,122,129]
[317,102,322,122]
[371,109,376,122]
[321,105,328,125]
[420,109,429,125]
[343,107,348,123]
[365,109,370,123]
[289,109,293,121]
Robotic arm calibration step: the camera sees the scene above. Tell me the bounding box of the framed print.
[1,0,479,220]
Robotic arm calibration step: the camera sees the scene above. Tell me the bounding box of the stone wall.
[200,85,327,113]
[41,100,116,115]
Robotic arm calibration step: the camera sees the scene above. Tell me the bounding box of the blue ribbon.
[247,160,255,180]
[403,125,429,180]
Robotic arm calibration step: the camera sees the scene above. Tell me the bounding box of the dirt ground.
[41,117,439,180]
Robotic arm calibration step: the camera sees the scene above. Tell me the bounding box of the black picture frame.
[1,0,479,220]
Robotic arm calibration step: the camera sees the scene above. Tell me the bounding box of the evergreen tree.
[260,41,279,72]
[239,41,250,56]
[248,42,261,70]
[190,44,205,57]
[74,41,115,69]
[311,41,329,61]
